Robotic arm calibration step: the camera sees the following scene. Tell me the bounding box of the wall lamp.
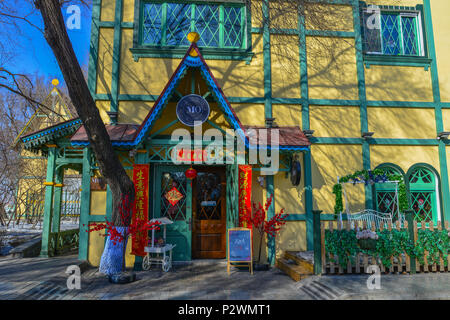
[362,132,375,139]
[437,132,450,140]
[303,130,315,138]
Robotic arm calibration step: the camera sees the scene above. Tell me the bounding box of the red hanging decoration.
[185,167,197,187]
[185,167,197,180]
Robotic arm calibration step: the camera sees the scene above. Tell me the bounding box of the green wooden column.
[40,145,57,257]
[78,148,92,261]
[405,209,416,274]
[262,0,272,123]
[352,0,373,210]
[423,0,450,222]
[51,167,64,233]
[266,174,275,265]
[312,210,323,275]
[304,151,314,251]
[298,5,314,251]
[133,150,147,271]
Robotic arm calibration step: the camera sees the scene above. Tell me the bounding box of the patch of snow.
[296,251,314,264]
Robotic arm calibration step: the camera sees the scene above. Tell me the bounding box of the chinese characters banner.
[238,165,252,228]
[131,164,149,256]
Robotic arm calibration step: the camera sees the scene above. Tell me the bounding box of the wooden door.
[192,167,226,259]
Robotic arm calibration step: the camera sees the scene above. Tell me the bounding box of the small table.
[142,217,176,272]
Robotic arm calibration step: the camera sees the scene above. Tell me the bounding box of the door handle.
[188,217,192,231]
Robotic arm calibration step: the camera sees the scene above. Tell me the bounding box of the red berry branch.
[242,194,288,263]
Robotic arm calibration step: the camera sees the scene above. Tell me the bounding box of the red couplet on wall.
[131,164,149,256]
[238,165,252,228]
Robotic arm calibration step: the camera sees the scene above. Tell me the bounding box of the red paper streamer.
[238,165,252,228]
[131,164,149,256]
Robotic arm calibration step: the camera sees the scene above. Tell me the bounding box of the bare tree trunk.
[34,0,134,227]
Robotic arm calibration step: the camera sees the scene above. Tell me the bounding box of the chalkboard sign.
[227,228,253,274]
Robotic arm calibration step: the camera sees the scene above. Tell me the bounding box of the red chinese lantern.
[185,167,197,187]
[185,167,197,180]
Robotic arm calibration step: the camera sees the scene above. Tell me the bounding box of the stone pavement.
[0,255,449,300]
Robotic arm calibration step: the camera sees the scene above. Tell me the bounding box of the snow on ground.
[0,219,79,256]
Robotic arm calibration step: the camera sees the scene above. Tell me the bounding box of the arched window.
[374,164,404,220]
[408,166,440,224]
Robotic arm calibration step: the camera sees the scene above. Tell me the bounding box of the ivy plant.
[414,229,450,267]
[333,169,408,218]
[325,228,416,269]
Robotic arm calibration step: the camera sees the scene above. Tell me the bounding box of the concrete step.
[284,251,314,274]
[275,258,312,282]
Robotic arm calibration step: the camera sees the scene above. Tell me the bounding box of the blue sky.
[4,3,92,84]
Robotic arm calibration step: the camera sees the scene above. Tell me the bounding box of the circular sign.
[176,94,210,127]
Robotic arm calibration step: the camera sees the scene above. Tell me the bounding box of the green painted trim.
[88,215,107,222]
[130,47,254,62]
[88,0,101,97]
[309,137,440,146]
[78,148,92,261]
[353,0,372,210]
[106,185,113,221]
[298,8,309,130]
[39,147,57,257]
[303,151,313,250]
[363,55,432,70]
[109,0,124,124]
[95,92,441,109]
[51,168,64,233]
[262,0,272,122]
[312,210,322,274]
[423,0,450,222]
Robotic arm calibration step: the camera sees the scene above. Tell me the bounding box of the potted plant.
[356,229,378,250]
[243,194,288,270]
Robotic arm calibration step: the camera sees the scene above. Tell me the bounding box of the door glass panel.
[411,191,433,223]
[160,172,187,221]
[195,172,222,220]
[376,191,398,216]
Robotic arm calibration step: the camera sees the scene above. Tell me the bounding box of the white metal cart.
[142,217,176,272]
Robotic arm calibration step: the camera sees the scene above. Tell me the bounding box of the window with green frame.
[408,167,439,224]
[139,1,247,49]
[362,6,425,57]
[374,165,403,221]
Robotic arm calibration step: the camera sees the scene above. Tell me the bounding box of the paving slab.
[1,255,449,300]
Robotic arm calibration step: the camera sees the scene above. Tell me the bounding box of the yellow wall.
[432,0,450,102]
[368,108,436,139]
[88,229,136,268]
[307,37,359,100]
[90,191,107,215]
[370,145,440,173]
[311,144,365,214]
[365,65,433,102]
[310,106,361,137]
